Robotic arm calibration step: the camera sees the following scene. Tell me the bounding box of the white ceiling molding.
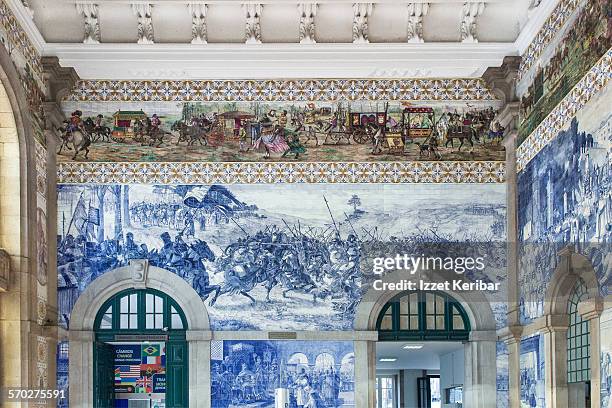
[460,2,485,43]
[406,3,428,43]
[4,0,566,80]
[131,3,155,44]
[188,2,208,44]
[43,42,517,79]
[298,3,317,44]
[352,3,372,44]
[243,3,263,44]
[76,3,101,44]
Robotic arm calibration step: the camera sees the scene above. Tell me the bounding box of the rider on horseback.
[94,114,104,131]
[68,110,84,133]
[151,114,162,133]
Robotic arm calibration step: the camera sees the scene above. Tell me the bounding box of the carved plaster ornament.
[460,2,485,43]
[188,2,208,44]
[407,3,429,43]
[244,3,263,44]
[352,3,372,44]
[298,3,318,44]
[76,3,101,44]
[132,3,154,44]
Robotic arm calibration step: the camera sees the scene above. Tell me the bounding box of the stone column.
[578,297,604,408]
[463,331,497,408]
[354,340,376,408]
[69,330,95,407]
[542,314,569,408]
[188,330,212,408]
[501,326,523,408]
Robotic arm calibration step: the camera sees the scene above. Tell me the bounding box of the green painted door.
[166,341,188,407]
[94,342,115,408]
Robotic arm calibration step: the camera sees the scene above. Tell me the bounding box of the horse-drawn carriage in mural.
[291,104,382,146]
[111,110,148,141]
[111,110,172,147]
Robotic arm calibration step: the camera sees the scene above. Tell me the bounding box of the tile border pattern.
[0,0,42,77]
[517,0,580,82]
[56,161,506,184]
[65,78,498,102]
[517,47,611,172]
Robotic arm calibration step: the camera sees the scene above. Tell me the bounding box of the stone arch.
[0,39,37,268]
[544,247,600,317]
[70,261,210,331]
[541,246,603,408]
[0,41,40,393]
[353,268,498,408]
[69,261,211,408]
[354,269,497,333]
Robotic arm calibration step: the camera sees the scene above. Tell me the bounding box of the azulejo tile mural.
[517,79,611,324]
[56,161,506,184]
[520,334,545,408]
[210,340,354,408]
[517,48,611,171]
[57,183,507,331]
[601,308,612,408]
[57,97,505,163]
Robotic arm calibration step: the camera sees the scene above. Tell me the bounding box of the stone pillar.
[463,331,497,408]
[355,340,376,408]
[501,326,523,408]
[542,314,569,408]
[504,130,520,325]
[578,297,604,408]
[69,330,95,407]
[188,330,212,408]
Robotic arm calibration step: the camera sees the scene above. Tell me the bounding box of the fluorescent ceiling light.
[379,358,397,362]
[402,343,424,350]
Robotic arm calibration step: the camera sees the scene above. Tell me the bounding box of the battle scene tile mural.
[56,98,505,163]
[57,183,507,331]
[210,340,354,408]
[517,80,611,324]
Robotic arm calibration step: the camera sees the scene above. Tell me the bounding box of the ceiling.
[30,0,527,44]
[11,0,559,78]
[376,341,464,370]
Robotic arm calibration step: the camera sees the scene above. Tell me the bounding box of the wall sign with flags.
[113,343,166,394]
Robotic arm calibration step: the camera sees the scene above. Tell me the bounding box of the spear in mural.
[230,217,248,236]
[282,219,299,238]
[344,212,360,240]
[323,196,340,237]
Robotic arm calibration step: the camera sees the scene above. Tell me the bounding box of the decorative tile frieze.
[517,0,580,81]
[517,48,611,171]
[57,161,506,184]
[0,0,42,77]
[65,78,498,102]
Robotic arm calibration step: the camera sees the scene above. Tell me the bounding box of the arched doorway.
[93,288,188,408]
[542,248,603,408]
[354,272,497,408]
[69,261,211,408]
[374,291,471,408]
